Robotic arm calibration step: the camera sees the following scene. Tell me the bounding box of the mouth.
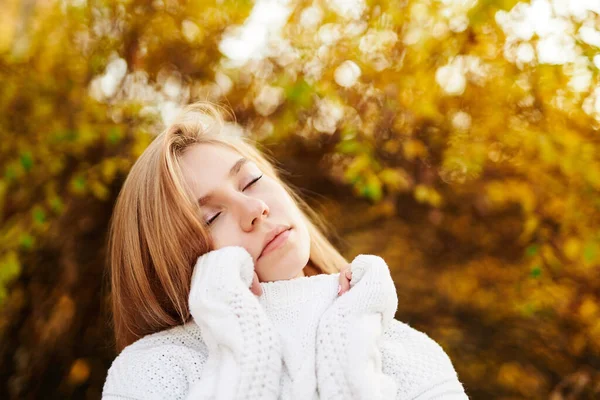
[258,227,292,260]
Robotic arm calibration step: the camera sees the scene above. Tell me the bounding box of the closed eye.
[244,174,263,190]
[206,212,220,226]
[205,174,263,226]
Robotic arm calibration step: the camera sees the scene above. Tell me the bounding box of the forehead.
[179,143,243,197]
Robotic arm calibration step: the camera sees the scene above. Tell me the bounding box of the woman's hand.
[189,246,262,310]
[251,271,263,296]
[337,264,352,296]
[189,246,255,310]
[316,255,398,400]
[186,246,282,399]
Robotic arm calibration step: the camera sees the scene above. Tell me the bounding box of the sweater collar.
[181,272,341,342]
[258,272,340,311]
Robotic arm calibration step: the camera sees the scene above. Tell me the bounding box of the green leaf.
[20,152,33,171]
[349,175,362,185]
[108,127,122,144]
[522,303,535,317]
[50,196,65,214]
[526,244,539,257]
[71,176,86,194]
[286,79,313,108]
[584,242,597,262]
[362,175,383,202]
[19,234,35,250]
[530,265,542,278]
[4,166,16,180]
[336,140,361,154]
[51,129,77,143]
[32,207,46,224]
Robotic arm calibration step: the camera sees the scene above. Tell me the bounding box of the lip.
[258,225,292,260]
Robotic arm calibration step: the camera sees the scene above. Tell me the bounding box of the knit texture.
[102,247,469,399]
[185,246,282,399]
[315,255,399,400]
[258,271,340,400]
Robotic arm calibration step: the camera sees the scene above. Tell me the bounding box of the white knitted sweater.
[102,247,468,399]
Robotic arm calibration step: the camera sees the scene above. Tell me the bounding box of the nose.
[240,195,269,231]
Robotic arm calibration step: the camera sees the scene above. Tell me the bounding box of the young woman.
[102,102,468,399]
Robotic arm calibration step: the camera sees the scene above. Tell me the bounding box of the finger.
[338,265,351,295]
[344,268,352,280]
[250,272,263,296]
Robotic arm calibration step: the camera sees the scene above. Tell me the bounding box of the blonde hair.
[107,102,347,352]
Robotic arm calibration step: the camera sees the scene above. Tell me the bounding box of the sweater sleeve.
[381,320,469,399]
[315,254,399,400]
[102,343,204,400]
[185,246,282,400]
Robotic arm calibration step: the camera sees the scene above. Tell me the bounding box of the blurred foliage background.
[1,0,600,398]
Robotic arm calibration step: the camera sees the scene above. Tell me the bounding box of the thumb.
[250,272,263,296]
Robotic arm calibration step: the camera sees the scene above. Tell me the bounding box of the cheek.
[268,183,298,215]
[208,219,241,249]
[281,190,306,227]
[271,186,310,247]
[208,230,228,250]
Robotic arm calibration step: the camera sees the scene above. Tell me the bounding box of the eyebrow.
[197,157,248,206]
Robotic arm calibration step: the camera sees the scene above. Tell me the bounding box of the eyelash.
[206,174,263,226]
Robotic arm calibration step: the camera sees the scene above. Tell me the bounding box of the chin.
[259,245,309,282]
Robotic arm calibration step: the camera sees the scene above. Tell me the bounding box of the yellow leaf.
[518,216,539,244]
[414,184,443,207]
[379,168,411,191]
[68,359,91,386]
[402,139,428,161]
[578,296,598,320]
[90,181,109,201]
[563,237,581,261]
[101,159,119,182]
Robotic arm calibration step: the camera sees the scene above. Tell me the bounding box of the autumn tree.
[1,0,599,398]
